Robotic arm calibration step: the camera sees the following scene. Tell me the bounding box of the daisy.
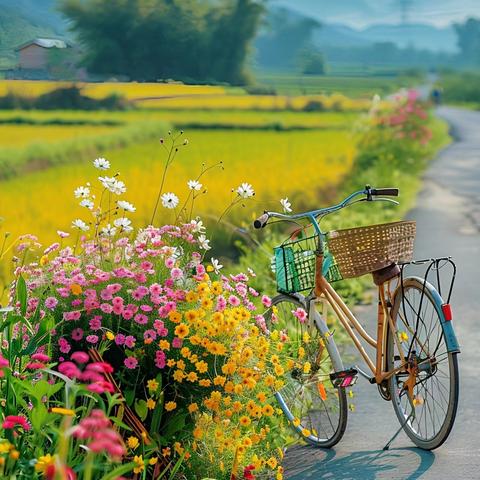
[211,258,223,273]
[80,199,94,210]
[93,157,110,170]
[57,230,70,238]
[161,192,179,209]
[117,200,136,212]
[280,197,292,213]
[111,180,126,195]
[113,217,133,233]
[191,218,205,233]
[198,235,210,250]
[101,224,117,237]
[74,186,90,199]
[72,219,89,231]
[236,182,254,199]
[187,180,202,191]
[98,176,117,192]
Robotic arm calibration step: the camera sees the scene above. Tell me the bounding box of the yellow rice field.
[0,129,355,249]
[0,80,228,99]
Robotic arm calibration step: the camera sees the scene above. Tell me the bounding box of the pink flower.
[124,357,138,369]
[72,328,84,341]
[106,283,122,294]
[2,415,30,431]
[292,307,308,323]
[261,295,272,308]
[172,337,183,348]
[216,296,227,311]
[134,313,148,325]
[26,362,46,370]
[59,338,71,354]
[86,335,99,344]
[31,352,50,362]
[115,334,125,345]
[89,316,102,330]
[144,329,157,342]
[155,350,166,369]
[124,335,136,348]
[149,283,162,295]
[100,303,113,314]
[165,258,175,269]
[171,268,183,280]
[228,295,240,307]
[71,351,90,363]
[44,296,58,310]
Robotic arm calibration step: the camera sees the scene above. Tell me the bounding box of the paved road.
[284,107,480,479]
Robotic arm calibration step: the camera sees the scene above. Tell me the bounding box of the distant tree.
[59,0,265,84]
[299,50,326,75]
[454,17,480,65]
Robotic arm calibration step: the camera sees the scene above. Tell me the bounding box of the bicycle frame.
[305,274,407,384]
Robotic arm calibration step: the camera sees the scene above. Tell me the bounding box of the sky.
[272,0,480,28]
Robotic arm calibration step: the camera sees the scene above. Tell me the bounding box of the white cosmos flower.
[280,197,292,213]
[198,235,211,250]
[113,217,133,232]
[117,200,136,212]
[187,179,202,191]
[161,192,179,209]
[72,219,89,231]
[111,180,126,195]
[80,199,95,210]
[101,224,117,237]
[74,186,90,198]
[236,182,255,199]
[191,219,205,233]
[98,176,116,191]
[211,257,223,273]
[93,157,110,170]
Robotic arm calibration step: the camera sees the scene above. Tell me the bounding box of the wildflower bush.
[0,133,291,479]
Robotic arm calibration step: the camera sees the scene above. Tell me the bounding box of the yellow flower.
[303,362,311,374]
[199,379,211,387]
[105,331,115,341]
[70,283,82,296]
[167,359,176,367]
[188,402,198,413]
[127,436,139,450]
[0,441,12,454]
[147,379,159,392]
[174,442,184,455]
[399,331,409,343]
[149,456,158,466]
[185,291,198,303]
[292,418,301,427]
[173,370,185,382]
[159,339,170,350]
[165,401,177,412]
[133,455,144,474]
[35,454,55,473]
[9,449,19,460]
[267,457,278,469]
[274,364,284,376]
[180,347,191,358]
[239,416,251,427]
[257,392,267,403]
[169,310,182,323]
[50,407,75,416]
[211,281,222,295]
[175,323,190,339]
[262,404,274,416]
[187,371,198,382]
[301,428,311,437]
[195,361,208,373]
[162,447,171,457]
[146,398,156,410]
[40,255,49,266]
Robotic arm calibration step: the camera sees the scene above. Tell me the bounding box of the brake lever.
[371,197,399,205]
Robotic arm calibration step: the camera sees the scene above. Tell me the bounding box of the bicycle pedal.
[330,368,358,388]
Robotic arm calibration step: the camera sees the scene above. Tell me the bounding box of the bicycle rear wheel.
[265,294,347,448]
[387,277,459,450]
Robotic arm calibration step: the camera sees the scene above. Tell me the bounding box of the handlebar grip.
[371,188,399,197]
[253,213,269,229]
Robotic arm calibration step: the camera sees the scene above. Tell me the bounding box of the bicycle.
[253,186,460,450]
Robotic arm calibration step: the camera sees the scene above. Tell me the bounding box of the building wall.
[18,45,48,70]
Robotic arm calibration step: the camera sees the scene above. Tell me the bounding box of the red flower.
[2,414,31,431]
[243,465,256,480]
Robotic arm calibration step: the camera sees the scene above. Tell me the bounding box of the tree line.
[59,0,265,84]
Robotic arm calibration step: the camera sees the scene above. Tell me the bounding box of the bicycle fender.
[408,276,460,354]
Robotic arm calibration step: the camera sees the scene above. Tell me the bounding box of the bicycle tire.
[387,277,459,450]
[266,294,348,448]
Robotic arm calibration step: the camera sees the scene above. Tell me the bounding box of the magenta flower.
[71,328,84,341]
[71,351,90,363]
[44,296,58,310]
[2,415,30,431]
[86,335,99,344]
[124,357,138,369]
[115,334,125,345]
[228,295,240,307]
[155,350,166,369]
[171,268,183,280]
[172,337,183,348]
[124,335,136,348]
[134,314,148,325]
[261,295,272,308]
[292,307,308,323]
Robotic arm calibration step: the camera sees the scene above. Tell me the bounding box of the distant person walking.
[431,88,442,106]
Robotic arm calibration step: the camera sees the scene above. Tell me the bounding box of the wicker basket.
[326,220,416,279]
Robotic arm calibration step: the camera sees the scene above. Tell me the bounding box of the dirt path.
[283,106,480,479]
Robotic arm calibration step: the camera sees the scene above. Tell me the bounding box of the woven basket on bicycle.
[274,220,416,294]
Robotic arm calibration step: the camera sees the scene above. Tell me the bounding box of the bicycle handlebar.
[253,185,399,229]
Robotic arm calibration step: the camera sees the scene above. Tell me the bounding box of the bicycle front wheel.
[265,294,348,448]
[387,277,459,450]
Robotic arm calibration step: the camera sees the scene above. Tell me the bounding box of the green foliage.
[300,50,326,75]
[439,71,480,104]
[454,17,480,66]
[59,0,265,84]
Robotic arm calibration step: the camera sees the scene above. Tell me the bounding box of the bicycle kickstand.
[383,410,415,451]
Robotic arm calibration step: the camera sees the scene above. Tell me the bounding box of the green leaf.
[16,275,27,316]
[134,399,148,421]
[109,416,132,431]
[100,461,136,480]
[124,389,135,407]
[162,413,187,441]
[30,403,49,431]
